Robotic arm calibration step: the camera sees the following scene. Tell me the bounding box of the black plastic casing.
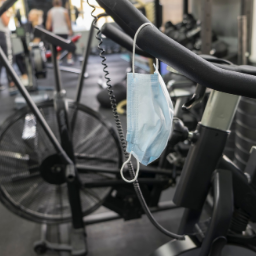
[173,123,229,210]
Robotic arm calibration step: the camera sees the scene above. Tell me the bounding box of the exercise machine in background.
[164,0,228,58]
[13,9,51,108]
[94,0,256,255]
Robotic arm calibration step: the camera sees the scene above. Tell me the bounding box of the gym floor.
[0,54,184,256]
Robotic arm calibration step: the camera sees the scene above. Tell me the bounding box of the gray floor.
[0,54,184,256]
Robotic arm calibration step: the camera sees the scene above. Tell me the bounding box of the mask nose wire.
[132,23,158,78]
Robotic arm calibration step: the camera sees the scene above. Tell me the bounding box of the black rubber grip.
[0,0,17,16]
[101,23,152,58]
[34,26,76,52]
[198,56,256,76]
[96,0,256,98]
[199,55,233,65]
[214,63,256,76]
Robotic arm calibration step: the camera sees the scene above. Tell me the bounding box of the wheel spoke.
[17,180,45,205]
[83,188,102,202]
[75,124,102,151]
[75,153,117,164]
[0,150,29,160]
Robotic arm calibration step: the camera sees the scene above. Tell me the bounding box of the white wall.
[160,0,183,25]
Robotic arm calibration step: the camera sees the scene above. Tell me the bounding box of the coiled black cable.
[87,0,185,240]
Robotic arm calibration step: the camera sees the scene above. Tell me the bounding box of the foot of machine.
[33,224,87,256]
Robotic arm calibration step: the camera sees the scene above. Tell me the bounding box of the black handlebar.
[34,26,76,52]
[213,63,256,76]
[96,0,256,99]
[0,0,17,16]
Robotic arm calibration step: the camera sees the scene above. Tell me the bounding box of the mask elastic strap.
[120,153,140,183]
[155,58,159,71]
[153,59,159,72]
[132,23,159,77]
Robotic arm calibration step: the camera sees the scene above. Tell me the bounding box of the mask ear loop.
[121,22,156,183]
[153,59,159,72]
[120,153,140,183]
[155,58,159,71]
[133,22,156,78]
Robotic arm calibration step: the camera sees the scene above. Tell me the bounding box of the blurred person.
[15,9,44,86]
[46,0,74,64]
[28,9,44,43]
[0,0,16,94]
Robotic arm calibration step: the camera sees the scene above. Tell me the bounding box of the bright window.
[71,0,113,30]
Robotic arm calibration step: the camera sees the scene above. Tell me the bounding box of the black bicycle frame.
[75,13,108,104]
[0,39,85,231]
[51,45,84,229]
[0,47,72,165]
[174,90,256,236]
[70,13,108,134]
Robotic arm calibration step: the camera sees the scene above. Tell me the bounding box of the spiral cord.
[87,0,185,240]
[88,8,127,154]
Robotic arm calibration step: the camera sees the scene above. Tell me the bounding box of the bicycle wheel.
[0,100,122,224]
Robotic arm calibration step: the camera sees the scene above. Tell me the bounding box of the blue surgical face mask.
[120,23,174,183]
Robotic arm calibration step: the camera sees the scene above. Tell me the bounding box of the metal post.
[200,0,212,54]
[241,0,253,55]
[51,45,63,92]
[75,13,108,103]
[238,15,248,65]
[75,21,94,103]
[51,51,85,238]
[155,0,162,28]
[236,11,251,170]
[183,0,189,15]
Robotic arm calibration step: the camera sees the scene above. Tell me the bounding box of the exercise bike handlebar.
[100,22,256,76]
[96,0,256,99]
[0,0,18,16]
[100,23,256,76]
[213,63,256,76]
[34,26,76,53]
